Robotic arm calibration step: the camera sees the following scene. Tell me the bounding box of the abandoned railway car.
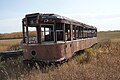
[22,13,97,63]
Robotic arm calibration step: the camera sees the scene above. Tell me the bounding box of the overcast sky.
[0,0,120,33]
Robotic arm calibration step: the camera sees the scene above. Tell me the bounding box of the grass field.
[98,31,120,42]
[0,31,120,80]
[0,39,21,52]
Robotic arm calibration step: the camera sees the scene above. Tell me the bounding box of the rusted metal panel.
[64,41,73,58]
[23,37,97,61]
[23,43,65,61]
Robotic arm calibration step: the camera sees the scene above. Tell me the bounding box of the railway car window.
[84,28,87,38]
[92,29,94,37]
[41,24,54,42]
[83,28,85,38]
[84,28,88,38]
[91,29,94,37]
[73,26,76,40]
[78,27,82,39]
[76,26,79,39]
[56,23,63,30]
[81,27,83,38]
[86,29,88,38]
[90,29,92,38]
[65,24,71,41]
[87,29,90,38]
[90,29,92,37]
[27,27,37,43]
[95,29,97,37]
[93,29,97,37]
[89,29,92,38]
[82,28,85,38]
[56,23,64,41]
[83,28,87,38]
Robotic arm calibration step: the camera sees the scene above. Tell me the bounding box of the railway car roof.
[24,13,97,29]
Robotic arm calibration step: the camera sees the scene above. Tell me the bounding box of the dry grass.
[18,41,120,80]
[0,31,36,39]
[0,32,22,39]
[0,31,120,80]
[0,39,21,52]
[0,41,119,80]
[21,41,120,80]
[97,31,120,42]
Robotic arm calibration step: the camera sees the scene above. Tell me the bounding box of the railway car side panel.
[64,41,73,59]
[71,37,97,53]
[23,43,66,61]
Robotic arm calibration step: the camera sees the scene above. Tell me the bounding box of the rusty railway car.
[22,13,97,63]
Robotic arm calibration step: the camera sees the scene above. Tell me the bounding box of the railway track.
[0,50,23,61]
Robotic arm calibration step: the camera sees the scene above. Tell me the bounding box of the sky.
[0,0,120,33]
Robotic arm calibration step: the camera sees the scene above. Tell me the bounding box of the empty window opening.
[73,26,76,40]
[41,24,54,42]
[25,27,38,43]
[56,23,64,41]
[65,24,71,41]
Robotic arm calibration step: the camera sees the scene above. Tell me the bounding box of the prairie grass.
[21,41,120,80]
[0,31,120,80]
[0,40,119,80]
[0,39,21,52]
[97,31,120,42]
